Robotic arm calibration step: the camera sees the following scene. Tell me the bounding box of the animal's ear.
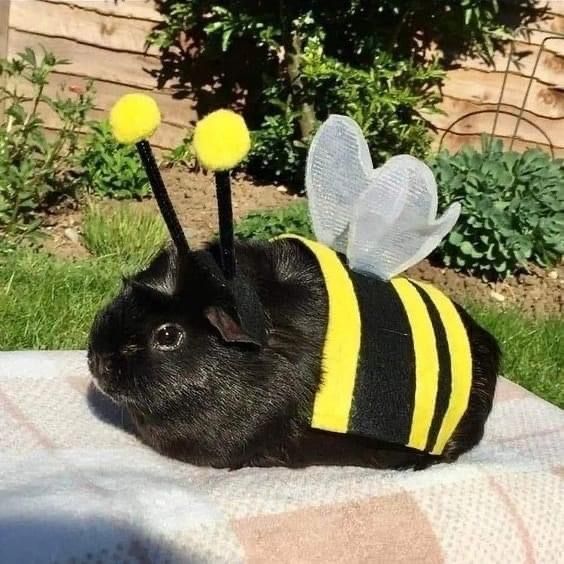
[191,251,268,347]
[204,305,263,346]
[132,246,181,296]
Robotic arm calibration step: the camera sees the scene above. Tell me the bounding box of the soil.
[42,168,294,256]
[41,167,562,317]
[406,261,562,318]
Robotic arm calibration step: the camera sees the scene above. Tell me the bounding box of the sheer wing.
[347,155,461,280]
[306,115,373,254]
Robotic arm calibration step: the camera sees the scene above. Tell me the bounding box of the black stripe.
[348,272,416,446]
[411,283,452,452]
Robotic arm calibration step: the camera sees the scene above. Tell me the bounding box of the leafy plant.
[82,204,167,269]
[0,48,95,240]
[80,121,150,199]
[149,0,537,185]
[150,1,515,68]
[246,44,445,185]
[247,108,307,185]
[235,200,312,240]
[432,138,564,278]
[162,130,196,168]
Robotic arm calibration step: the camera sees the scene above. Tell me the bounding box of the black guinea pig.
[88,237,500,470]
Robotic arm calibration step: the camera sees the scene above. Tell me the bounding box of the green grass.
[0,204,165,350]
[0,252,122,349]
[466,305,563,408]
[82,203,167,268]
[0,205,562,407]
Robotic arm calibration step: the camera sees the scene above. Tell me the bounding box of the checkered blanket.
[0,351,562,563]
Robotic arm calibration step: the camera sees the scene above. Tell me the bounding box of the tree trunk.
[285,32,316,140]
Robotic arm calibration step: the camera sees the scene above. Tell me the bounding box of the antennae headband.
[109,93,190,257]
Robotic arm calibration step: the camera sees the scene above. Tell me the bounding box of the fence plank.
[433,129,564,158]
[11,71,197,128]
[39,0,162,22]
[533,0,564,17]
[0,1,9,58]
[441,68,564,119]
[517,28,564,52]
[427,95,564,149]
[10,0,160,56]
[533,11,564,33]
[8,29,162,89]
[547,0,564,16]
[456,42,564,86]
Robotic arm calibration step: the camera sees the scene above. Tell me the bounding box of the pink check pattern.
[0,351,562,563]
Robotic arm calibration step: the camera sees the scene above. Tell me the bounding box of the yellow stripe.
[278,235,361,433]
[412,281,473,455]
[391,278,439,451]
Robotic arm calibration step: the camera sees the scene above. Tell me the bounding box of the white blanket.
[0,351,562,563]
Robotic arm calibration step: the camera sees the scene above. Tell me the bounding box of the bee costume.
[109,96,470,456]
[285,235,471,455]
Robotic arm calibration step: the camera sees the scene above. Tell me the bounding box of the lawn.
[0,207,562,408]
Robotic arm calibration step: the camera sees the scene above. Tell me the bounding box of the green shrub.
[82,204,167,269]
[247,109,307,186]
[256,48,444,184]
[150,2,512,64]
[235,201,312,240]
[149,1,534,185]
[432,138,564,278]
[80,121,150,199]
[0,48,94,240]
[162,130,195,168]
[306,52,443,163]
[247,47,444,185]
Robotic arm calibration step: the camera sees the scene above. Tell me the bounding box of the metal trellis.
[439,26,564,157]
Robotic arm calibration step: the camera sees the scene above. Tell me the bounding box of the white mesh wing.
[347,155,461,280]
[306,115,373,253]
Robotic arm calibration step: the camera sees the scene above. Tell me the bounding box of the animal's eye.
[153,323,185,351]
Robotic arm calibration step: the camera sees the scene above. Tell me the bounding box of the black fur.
[88,238,500,469]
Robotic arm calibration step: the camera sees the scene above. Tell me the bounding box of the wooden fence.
[1,0,564,155]
[1,0,195,149]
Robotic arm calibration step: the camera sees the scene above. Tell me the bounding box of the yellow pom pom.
[193,109,251,171]
[109,93,161,144]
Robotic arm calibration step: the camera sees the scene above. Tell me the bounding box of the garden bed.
[41,167,562,317]
[42,168,293,255]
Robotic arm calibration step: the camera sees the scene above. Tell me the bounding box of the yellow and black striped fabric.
[287,235,473,455]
